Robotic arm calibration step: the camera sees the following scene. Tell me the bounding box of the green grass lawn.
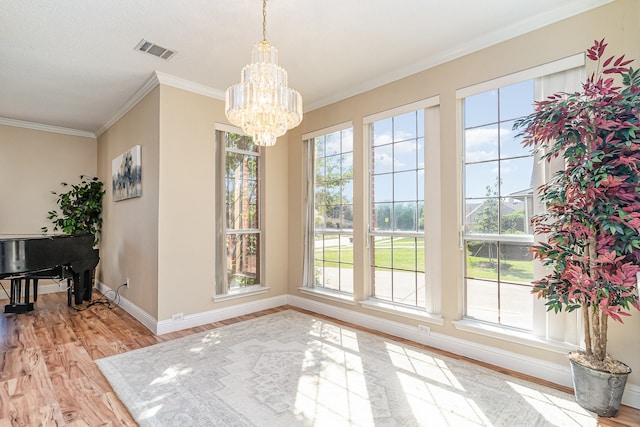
[465,255,533,283]
[315,237,532,283]
[317,236,424,270]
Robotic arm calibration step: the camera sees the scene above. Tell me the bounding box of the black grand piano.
[0,234,99,313]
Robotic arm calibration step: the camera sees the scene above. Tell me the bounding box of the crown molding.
[0,117,96,138]
[96,71,225,138]
[154,71,225,100]
[95,72,161,137]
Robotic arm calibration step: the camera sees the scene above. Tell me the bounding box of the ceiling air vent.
[135,39,176,60]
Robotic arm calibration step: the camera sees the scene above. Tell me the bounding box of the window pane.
[465,161,499,199]
[500,80,534,121]
[416,237,425,271]
[466,240,499,281]
[394,170,417,202]
[499,157,533,196]
[499,242,533,284]
[325,132,340,155]
[373,203,393,231]
[341,152,354,178]
[314,258,324,287]
[227,233,258,288]
[393,269,416,304]
[465,198,491,234]
[394,140,417,172]
[394,112,417,142]
[500,282,533,330]
[394,202,416,231]
[341,128,353,152]
[342,179,354,204]
[500,119,532,159]
[465,90,498,128]
[373,267,392,301]
[466,278,499,323]
[373,118,392,146]
[392,237,416,271]
[500,196,533,235]
[372,236,392,268]
[341,204,353,230]
[373,174,393,203]
[372,144,393,174]
[465,124,499,162]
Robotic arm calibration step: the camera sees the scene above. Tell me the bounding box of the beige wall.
[287,0,640,387]
[0,124,96,234]
[155,85,289,320]
[97,87,160,317]
[96,84,290,321]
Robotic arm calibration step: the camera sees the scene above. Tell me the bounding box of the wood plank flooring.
[0,290,638,426]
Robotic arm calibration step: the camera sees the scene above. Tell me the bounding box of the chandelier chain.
[262,0,267,42]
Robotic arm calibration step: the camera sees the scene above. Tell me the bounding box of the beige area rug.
[96,310,597,426]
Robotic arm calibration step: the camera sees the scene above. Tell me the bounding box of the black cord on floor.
[72,284,127,312]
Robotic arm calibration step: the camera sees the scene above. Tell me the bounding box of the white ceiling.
[0,0,612,137]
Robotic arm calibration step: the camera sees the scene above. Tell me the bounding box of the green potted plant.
[42,175,105,245]
[514,39,640,417]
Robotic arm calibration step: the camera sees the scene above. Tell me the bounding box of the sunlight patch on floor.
[385,341,465,391]
[506,381,596,426]
[294,326,374,426]
[395,370,491,426]
[150,364,193,386]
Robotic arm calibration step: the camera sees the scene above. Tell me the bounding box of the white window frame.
[454,54,586,350]
[300,122,356,303]
[360,97,444,325]
[213,123,268,301]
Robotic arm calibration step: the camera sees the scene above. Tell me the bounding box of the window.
[462,80,535,330]
[369,110,425,307]
[305,126,354,294]
[458,54,586,339]
[214,129,262,296]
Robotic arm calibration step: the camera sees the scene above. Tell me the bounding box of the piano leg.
[24,277,30,303]
[4,277,34,314]
[82,269,92,301]
[67,278,72,306]
[72,272,82,305]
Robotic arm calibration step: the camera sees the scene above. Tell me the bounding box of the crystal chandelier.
[225,0,303,147]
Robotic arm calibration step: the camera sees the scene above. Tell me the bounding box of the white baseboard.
[156,294,288,335]
[286,294,640,410]
[95,281,288,335]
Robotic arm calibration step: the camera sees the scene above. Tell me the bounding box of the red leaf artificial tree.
[515,40,640,370]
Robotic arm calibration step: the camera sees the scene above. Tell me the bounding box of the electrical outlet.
[417,324,431,334]
[171,313,184,321]
[126,277,130,288]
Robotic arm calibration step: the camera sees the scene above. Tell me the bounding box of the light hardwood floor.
[0,290,638,426]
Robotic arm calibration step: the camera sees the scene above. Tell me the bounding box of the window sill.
[452,318,578,354]
[298,287,356,305]
[213,285,270,302]
[359,299,445,326]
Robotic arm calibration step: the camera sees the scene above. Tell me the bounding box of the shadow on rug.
[96,310,596,426]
